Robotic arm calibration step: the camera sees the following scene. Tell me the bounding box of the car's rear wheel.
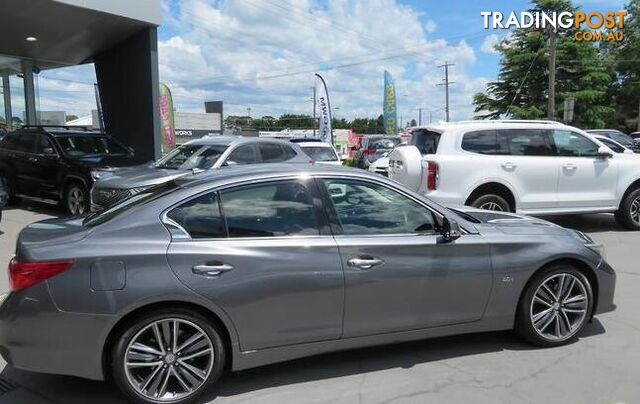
[516,266,593,347]
[64,182,89,215]
[469,194,510,212]
[615,187,640,230]
[111,308,226,404]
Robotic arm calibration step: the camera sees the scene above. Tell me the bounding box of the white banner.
[315,73,333,143]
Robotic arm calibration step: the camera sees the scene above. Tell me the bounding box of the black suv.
[0,126,137,215]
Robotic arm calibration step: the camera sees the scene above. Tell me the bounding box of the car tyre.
[111,308,226,404]
[516,265,593,347]
[64,182,89,215]
[615,187,640,230]
[469,194,511,212]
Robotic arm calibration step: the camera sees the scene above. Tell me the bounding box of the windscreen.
[155,144,228,170]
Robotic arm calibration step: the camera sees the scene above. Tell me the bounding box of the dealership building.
[0,0,162,163]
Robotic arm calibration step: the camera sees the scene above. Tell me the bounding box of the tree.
[604,1,640,132]
[65,114,79,122]
[473,0,614,128]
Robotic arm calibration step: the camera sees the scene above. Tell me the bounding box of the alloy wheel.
[630,196,640,225]
[124,318,214,402]
[479,201,504,211]
[530,273,588,341]
[67,186,86,215]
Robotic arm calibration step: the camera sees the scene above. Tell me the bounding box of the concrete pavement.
[0,203,638,404]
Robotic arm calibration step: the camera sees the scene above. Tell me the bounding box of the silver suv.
[91,136,309,210]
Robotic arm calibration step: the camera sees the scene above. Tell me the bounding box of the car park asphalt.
[0,202,638,404]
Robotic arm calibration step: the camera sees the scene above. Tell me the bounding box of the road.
[0,202,638,404]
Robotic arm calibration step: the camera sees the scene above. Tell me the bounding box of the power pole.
[247,107,251,118]
[311,86,316,137]
[429,111,433,123]
[418,108,423,126]
[548,28,557,120]
[437,61,455,122]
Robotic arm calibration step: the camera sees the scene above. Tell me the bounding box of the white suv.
[388,120,640,229]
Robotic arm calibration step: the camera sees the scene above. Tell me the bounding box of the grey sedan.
[0,164,615,404]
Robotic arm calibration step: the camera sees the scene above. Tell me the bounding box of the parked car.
[368,152,390,176]
[91,136,309,210]
[0,163,615,404]
[290,139,342,165]
[388,120,640,230]
[585,129,639,152]
[591,134,633,154]
[355,135,402,168]
[0,126,137,215]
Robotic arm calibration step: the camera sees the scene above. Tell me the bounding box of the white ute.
[388,120,640,230]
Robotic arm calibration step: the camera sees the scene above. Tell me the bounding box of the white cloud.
[158,0,484,121]
[481,34,500,55]
[424,20,437,34]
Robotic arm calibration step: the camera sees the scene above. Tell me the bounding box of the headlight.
[90,168,116,181]
[573,230,606,258]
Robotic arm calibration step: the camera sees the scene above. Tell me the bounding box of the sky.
[33,0,628,125]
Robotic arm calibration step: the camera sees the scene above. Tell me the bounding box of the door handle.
[501,162,516,170]
[192,262,234,277]
[28,157,38,163]
[347,256,384,270]
[563,163,577,170]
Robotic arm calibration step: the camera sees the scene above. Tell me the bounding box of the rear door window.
[225,144,258,165]
[220,180,320,237]
[410,130,441,154]
[549,130,599,157]
[259,143,287,163]
[461,130,508,155]
[498,129,552,156]
[167,192,226,239]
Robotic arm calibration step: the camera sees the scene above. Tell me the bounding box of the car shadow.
[2,322,606,404]
[541,213,624,233]
[3,199,63,218]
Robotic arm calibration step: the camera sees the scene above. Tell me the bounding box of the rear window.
[55,135,130,156]
[1,133,36,153]
[302,145,338,161]
[410,130,441,154]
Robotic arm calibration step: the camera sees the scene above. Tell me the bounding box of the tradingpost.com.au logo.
[481,10,627,42]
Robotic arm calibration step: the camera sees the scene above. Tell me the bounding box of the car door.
[496,129,558,211]
[31,134,61,199]
[165,178,344,351]
[6,132,39,196]
[317,177,493,337]
[548,129,618,209]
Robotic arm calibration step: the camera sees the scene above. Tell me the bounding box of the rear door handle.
[192,262,234,277]
[563,163,577,170]
[348,256,384,270]
[501,162,516,170]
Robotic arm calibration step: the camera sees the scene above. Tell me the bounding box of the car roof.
[296,141,334,147]
[185,136,294,147]
[176,162,365,190]
[409,120,573,133]
[12,127,107,137]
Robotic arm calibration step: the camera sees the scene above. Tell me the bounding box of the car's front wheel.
[111,308,226,404]
[615,187,640,230]
[64,183,89,215]
[516,266,593,347]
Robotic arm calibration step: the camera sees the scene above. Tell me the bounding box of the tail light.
[8,258,74,292]
[426,161,438,191]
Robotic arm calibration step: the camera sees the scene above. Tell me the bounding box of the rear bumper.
[0,283,110,380]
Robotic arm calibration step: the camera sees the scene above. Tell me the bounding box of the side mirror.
[438,217,462,243]
[623,148,634,154]
[223,160,237,167]
[597,146,613,158]
[42,147,56,155]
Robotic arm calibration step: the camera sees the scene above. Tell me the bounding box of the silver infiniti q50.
[0,164,615,404]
